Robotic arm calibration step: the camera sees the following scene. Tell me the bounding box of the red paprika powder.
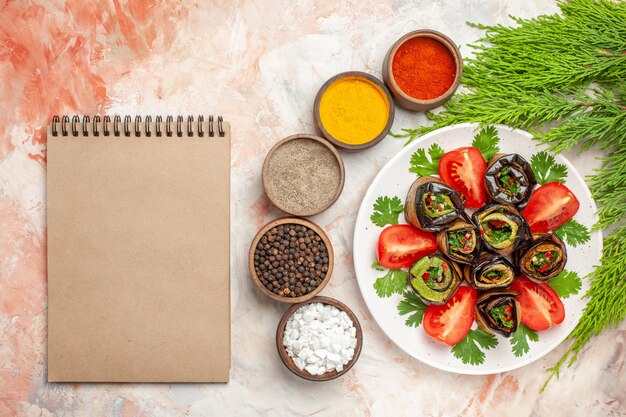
[392,37,456,100]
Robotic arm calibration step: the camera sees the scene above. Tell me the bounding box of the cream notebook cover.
[47,115,230,382]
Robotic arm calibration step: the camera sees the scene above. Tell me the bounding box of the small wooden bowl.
[383,29,463,111]
[249,217,334,304]
[314,71,395,151]
[262,134,345,217]
[276,296,363,381]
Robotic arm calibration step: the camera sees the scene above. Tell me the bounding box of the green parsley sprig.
[530,151,568,185]
[511,323,539,357]
[555,220,591,247]
[451,329,499,365]
[548,270,583,299]
[397,291,427,327]
[373,268,408,298]
[409,144,444,176]
[370,196,404,227]
[471,126,500,161]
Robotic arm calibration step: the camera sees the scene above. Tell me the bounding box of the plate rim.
[352,122,603,375]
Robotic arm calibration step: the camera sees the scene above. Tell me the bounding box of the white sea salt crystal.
[283,302,358,376]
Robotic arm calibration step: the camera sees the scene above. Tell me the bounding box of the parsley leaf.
[397,291,427,327]
[370,196,404,227]
[451,329,499,365]
[510,323,539,357]
[530,151,568,185]
[555,219,591,247]
[548,270,582,299]
[371,261,385,271]
[471,126,500,161]
[409,143,445,176]
[373,269,408,298]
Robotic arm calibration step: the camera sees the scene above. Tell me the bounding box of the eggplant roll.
[473,204,530,256]
[409,253,462,305]
[475,290,521,337]
[484,153,537,208]
[405,176,465,232]
[515,233,567,282]
[463,252,516,290]
[436,218,482,265]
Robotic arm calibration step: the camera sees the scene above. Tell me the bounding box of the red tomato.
[377,224,437,269]
[423,286,477,345]
[521,182,580,233]
[510,276,565,331]
[438,147,487,208]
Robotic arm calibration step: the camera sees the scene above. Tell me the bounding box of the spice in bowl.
[383,30,462,111]
[282,302,358,376]
[314,71,394,150]
[392,37,456,100]
[253,223,330,299]
[263,135,344,216]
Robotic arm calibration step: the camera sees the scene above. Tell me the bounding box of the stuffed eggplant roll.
[475,290,521,337]
[436,218,481,265]
[473,204,529,256]
[409,253,462,305]
[463,252,516,290]
[515,233,567,282]
[484,153,537,208]
[405,176,465,232]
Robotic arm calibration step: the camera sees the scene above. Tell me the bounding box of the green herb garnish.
[397,291,427,327]
[555,220,591,247]
[498,166,522,195]
[408,143,445,176]
[451,329,499,365]
[370,196,404,227]
[373,268,408,298]
[371,261,385,271]
[471,126,500,161]
[530,151,568,185]
[489,304,514,329]
[548,270,583,299]
[511,323,539,357]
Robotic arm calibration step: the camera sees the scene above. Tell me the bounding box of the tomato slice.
[423,286,477,345]
[521,182,580,233]
[377,224,437,269]
[438,147,487,208]
[510,276,565,331]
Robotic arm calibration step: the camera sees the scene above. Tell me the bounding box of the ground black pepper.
[254,224,329,297]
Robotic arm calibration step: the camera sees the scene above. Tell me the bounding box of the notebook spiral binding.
[50,115,225,138]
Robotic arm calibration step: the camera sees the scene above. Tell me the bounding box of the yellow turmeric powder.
[319,76,390,145]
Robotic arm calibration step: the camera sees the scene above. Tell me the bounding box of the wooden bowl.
[276,296,363,381]
[382,29,463,111]
[262,134,345,217]
[314,71,395,151]
[249,217,334,304]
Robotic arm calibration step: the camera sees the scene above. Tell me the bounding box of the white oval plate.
[353,123,602,374]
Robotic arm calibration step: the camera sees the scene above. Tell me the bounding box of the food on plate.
[408,253,462,305]
[473,204,530,256]
[484,153,536,208]
[438,146,488,208]
[475,290,521,337]
[377,224,438,269]
[423,286,477,345]
[521,182,580,233]
[436,218,481,264]
[463,252,516,290]
[510,277,565,331]
[515,233,567,282]
[404,176,465,232]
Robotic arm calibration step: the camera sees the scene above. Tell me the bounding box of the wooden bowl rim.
[248,217,334,304]
[262,134,345,216]
[313,71,395,151]
[275,296,363,381]
[385,29,463,105]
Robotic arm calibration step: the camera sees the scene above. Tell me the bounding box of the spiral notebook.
[47,115,230,382]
